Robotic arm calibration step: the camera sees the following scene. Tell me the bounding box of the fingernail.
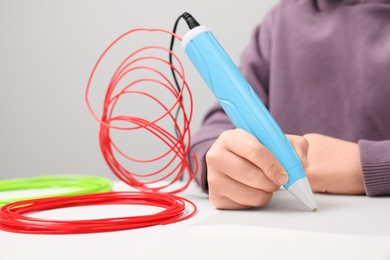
[276,172,288,185]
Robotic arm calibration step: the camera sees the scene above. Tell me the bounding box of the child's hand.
[206,129,309,209]
[303,133,365,195]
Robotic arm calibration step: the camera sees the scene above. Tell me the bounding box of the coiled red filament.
[0,27,198,234]
[0,191,196,234]
[85,28,197,193]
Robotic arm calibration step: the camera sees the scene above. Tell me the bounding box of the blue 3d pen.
[181,13,317,211]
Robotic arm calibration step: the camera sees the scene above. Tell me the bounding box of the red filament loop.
[0,28,199,234]
[86,28,198,193]
[0,192,197,234]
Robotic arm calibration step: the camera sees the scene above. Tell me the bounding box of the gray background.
[0,0,278,180]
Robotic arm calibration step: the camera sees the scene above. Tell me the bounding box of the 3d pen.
[181,13,317,211]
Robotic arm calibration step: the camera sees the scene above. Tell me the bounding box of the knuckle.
[244,142,263,159]
[218,129,234,141]
[206,170,218,187]
[205,148,218,164]
[234,128,246,135]
[206,146,224,166]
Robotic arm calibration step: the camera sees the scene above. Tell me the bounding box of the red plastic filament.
[85,28,197,193]
[0,27,199,235]
[0,191,196,234]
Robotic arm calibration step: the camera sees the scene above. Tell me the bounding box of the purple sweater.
[189,0,390,196]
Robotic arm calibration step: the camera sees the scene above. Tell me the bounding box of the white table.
[1,180,389,260]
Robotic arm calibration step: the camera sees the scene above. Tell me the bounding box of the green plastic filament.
[0,175,112,206]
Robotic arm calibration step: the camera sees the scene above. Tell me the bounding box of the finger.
[208,170,273,208]
[287,134,309,167]
[218,129,288,186]
[210,150,280,193]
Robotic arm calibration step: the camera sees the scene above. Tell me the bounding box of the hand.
[206,129,309,209]
[303,133,365,195]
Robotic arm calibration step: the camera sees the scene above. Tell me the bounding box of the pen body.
[182,26,305,188]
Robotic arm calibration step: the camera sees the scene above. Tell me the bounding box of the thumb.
[286,134,309,168]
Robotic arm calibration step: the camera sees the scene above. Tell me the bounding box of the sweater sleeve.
[358,140,390,196]
[188,11,275,192]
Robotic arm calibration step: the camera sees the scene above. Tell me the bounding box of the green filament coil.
[0,175,112,206]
